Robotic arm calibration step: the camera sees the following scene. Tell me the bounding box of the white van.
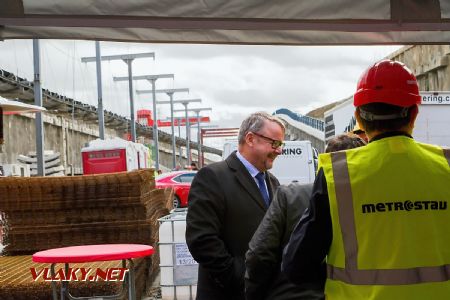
[222,140,317,184]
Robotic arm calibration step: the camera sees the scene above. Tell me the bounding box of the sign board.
[175,243,198,266]
[421,92,450,105]
[174,243,198,285]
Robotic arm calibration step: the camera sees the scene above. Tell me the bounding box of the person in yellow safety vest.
[281,59,450,300]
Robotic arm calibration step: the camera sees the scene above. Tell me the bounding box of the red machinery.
[137,109,210,127]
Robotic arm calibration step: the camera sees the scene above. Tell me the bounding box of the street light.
[173,116,184,167]
[82,52,155,142]
[81,42,108,139]
[190,108,212,167]
[172,100,203,165]
[174,106,211,166]
[198,125,219,166]
[114,74,174,170]
[33,39,45,176]
[137,88,189,169]
[183,115,210,167]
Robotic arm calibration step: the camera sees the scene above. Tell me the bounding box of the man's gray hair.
[238,112,285,144]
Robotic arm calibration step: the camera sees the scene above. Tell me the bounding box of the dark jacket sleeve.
[185,166,242,290]
[281,169,331,284]
[245,186,287,300]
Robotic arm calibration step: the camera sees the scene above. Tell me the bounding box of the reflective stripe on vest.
[328,151,450,285]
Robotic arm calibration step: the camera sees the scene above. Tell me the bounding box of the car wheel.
[173,195,181,209]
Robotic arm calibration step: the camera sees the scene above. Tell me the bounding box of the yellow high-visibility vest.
[319,136,450,300]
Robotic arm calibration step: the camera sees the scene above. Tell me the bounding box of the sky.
[0,40,402,148]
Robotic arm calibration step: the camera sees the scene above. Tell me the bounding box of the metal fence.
[274,108,324,131]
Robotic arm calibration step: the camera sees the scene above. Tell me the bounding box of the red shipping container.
[82,149,127,175]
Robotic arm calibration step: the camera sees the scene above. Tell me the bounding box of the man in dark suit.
[186,112,285,300]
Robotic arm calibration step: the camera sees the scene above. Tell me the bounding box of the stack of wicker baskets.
[0,169,173,299]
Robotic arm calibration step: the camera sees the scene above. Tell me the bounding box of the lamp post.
[114,74,174,170]
[80,41,110,139]
[170,115,194,168]
[174,106,211,166]
[33,39,45,176]
[137,88,189,169]
[174,116,184,167]
[172,99,203,165]
[198,125,219,167]
[191,108,212,167]
[82,52,155,142]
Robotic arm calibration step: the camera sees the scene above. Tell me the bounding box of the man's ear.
[409,105,419,127]
[405,104,419,134]
[354,108,365,131]
[245,132,254,146]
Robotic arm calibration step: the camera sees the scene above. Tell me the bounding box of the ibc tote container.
[159,209,197,300]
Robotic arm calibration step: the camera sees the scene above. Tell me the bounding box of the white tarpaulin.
[0,96,45,145]
[0,97,45,114]
[1,0,450,45]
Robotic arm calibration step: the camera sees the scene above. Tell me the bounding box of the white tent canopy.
[1,0,450,45]
[0,96,46,114]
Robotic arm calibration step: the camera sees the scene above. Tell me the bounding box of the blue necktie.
[255,172,270,207]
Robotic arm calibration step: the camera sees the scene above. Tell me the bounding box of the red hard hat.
[354,60,421,108]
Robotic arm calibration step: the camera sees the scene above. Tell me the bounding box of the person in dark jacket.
[186,112,285,300]
[245,133,366,300]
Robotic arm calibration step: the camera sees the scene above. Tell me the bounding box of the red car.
[155,171,197,208]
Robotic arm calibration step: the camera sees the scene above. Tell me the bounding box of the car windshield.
[172,173,196,183]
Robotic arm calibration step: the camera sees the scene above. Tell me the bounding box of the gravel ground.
[142,287,162,300]
[142,271,162,300]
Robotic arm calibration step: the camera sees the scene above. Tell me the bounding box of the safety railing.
[274,108,324,131]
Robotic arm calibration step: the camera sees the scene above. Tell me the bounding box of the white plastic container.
[1,163,30,177]
[159,209,198,300]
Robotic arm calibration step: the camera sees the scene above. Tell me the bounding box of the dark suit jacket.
[245,183,325,300]
[186,151,280,300]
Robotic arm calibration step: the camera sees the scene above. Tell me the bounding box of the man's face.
[245,120,284,171]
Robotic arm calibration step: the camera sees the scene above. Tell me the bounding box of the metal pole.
[184,103,190,165]
[125,59,136,142]
[168,93,176,169]
[83,52,155,141]
[0,107,3,145]
[33,39,45,176]
[201,129,205,167]
[95,41,105,139]
[196,111,201,166]
[140,89,188,168]
[177,118,182,167]
[151,79,159,170]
